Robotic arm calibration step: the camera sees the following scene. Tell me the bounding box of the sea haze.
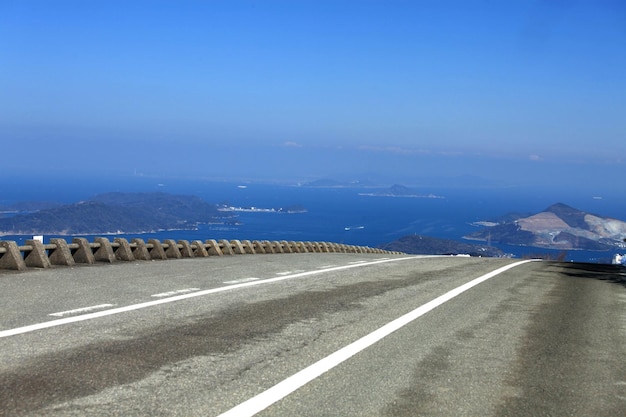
[1,176,624,263]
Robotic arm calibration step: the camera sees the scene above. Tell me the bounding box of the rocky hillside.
[465,203,626,251]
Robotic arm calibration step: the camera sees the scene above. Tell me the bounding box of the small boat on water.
[344,225,365,231]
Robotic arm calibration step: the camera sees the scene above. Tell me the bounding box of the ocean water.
[1,176,624,263]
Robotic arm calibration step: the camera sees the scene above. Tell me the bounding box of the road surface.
[0,253,625,416]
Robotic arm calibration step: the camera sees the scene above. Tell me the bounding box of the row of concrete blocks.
[0,238,403,272]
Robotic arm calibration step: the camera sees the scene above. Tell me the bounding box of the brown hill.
[465,203,626,251]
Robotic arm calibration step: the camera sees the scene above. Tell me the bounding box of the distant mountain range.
[0,192,222,236]
[301,179,377,188]
[465,203,626,251]
[379,235,505,257]
[300,175,500,188]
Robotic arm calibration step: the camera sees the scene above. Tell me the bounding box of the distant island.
[359,184,444,199]
[379,235,505,257]
[301,178,376,188]
[465,203,626,251]
[0,192,223,236]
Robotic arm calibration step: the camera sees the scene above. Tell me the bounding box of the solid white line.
[0,256,420,339]
[276,270,305,276]
[217,259,538,417]
[48,304,115,317]
[151,288,201,298]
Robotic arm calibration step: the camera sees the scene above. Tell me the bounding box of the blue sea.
[1,176,625,263]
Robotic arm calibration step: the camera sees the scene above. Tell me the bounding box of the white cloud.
[283,141,303,148]
[529,154,543,161]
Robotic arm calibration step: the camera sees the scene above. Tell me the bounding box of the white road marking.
[317,265,338,269]
[217,259,538,417]
[151,288,201,298]
[48,304,115,317]
[0,256,421,338]
[347,260,367,264]
[223,278,260,284]
[276,270,305,276]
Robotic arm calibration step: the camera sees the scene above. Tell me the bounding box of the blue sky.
[1,0,625,187]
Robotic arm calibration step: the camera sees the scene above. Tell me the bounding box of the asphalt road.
[1,253,625,416]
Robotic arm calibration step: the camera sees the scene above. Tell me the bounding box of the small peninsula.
[379,235,505,257]
[0,192,222,236]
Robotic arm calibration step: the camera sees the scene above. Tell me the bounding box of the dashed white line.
[151,288,201,298]
[0,256,420,339]
[223,278,260,284]
[49,304,115,317]
[276,270,305,276]
[217,259,539,417]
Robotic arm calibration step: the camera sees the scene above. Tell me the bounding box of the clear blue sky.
[1,0,625,187]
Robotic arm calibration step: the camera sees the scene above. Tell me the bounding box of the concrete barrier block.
[252,241,266,254]
[287,241,298,253]
[305,242,317,252]
[0,241,27,271]
[24,239,51,268]
[206,240,223,256]
[230,240,246,254]
[295,242,308,253]
[113,238,135,261]
[219,239,235,255]
[191,240,209,257]
[318,242,330,253]
[71,238,96,264]
[178,240,194,258]
[148,239,167,260]
[271,241,284,254]
[131,238,151,260]
[280,241,292,253]
[262,241,275,254]
[94,237,116,263]
[49,238,76,266]
[241,240,256,254]
[163,239,182,259]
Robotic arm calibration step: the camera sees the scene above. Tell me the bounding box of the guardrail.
[0,238,403,272]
